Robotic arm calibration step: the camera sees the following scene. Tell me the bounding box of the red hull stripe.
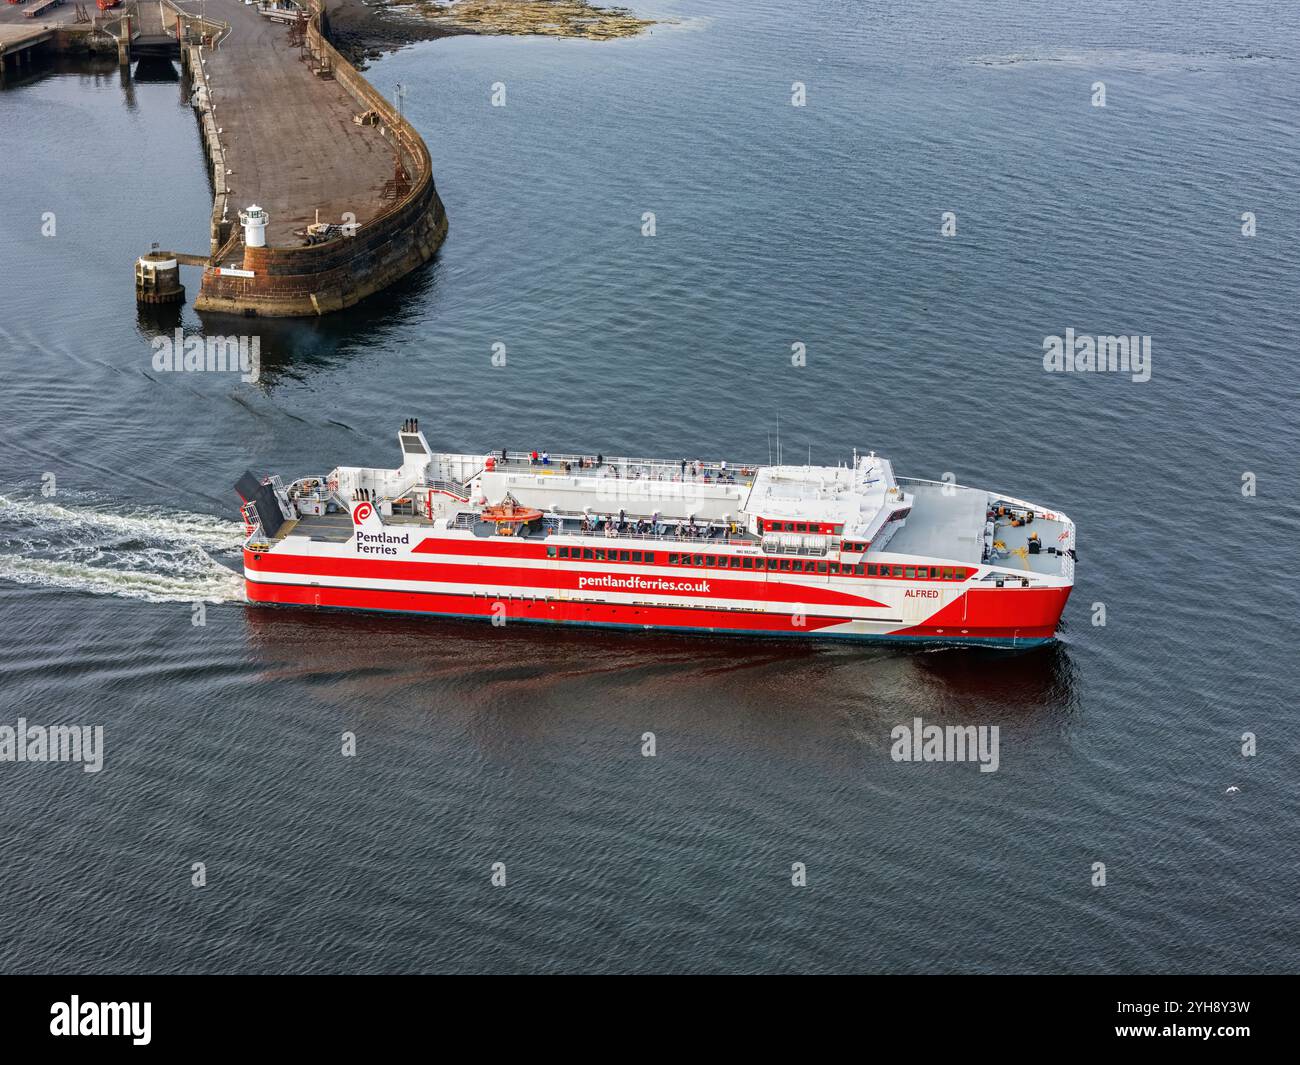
[245,579,855,633]
[244,551,888,608]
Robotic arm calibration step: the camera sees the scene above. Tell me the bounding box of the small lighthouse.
[240,205,268,248]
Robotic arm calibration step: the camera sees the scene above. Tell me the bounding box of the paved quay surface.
[0,2,74,53]
[184,0,395,246]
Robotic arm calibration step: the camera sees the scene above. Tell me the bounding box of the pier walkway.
[186,0,395,247]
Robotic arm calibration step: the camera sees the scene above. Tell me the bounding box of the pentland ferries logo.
[890,716,999,773]
[1042,328,1151,383]
[50,996,151,1045]
[150,328,260,383]
[351,502,410,556]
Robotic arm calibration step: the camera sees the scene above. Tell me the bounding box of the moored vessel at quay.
[236,420,1076,646]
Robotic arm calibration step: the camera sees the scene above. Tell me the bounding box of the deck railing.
[490,450,757,485]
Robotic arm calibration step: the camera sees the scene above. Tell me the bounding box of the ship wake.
[0,493,247,604]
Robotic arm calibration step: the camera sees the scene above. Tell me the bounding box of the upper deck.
[242,423,1073,582]
[329,430,914,543]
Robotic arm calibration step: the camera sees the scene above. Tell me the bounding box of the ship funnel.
[397,419,431,483]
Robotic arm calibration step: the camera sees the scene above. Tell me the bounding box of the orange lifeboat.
[481,501,542,533]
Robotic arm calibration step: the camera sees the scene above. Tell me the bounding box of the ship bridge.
[746,455,911,547]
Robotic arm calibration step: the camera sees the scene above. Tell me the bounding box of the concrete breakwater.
[2,0,447,318]
[188,2,448,317]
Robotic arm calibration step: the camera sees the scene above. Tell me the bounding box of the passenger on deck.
[541,451,550,466]
[596,453,603,467]
[530,450,538,465]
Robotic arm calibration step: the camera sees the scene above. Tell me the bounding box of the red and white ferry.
[236,420,1076,647]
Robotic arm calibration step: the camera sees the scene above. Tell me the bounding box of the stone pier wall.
[182,43,235,253]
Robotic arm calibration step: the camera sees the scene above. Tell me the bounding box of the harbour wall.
[192,3,448,317]
[3,1,448,318]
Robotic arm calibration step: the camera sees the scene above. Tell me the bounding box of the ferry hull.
[243,572,1070,648]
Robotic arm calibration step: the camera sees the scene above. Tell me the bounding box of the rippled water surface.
[1,0,1298,973]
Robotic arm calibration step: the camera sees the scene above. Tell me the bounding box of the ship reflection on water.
[239,602,1082,745]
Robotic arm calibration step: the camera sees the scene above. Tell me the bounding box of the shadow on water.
[132,57,180,84]
[0,50,174,107]
[908,640,1081,714]
[190,249,444,384]
[136,300,184,335]
[238,601,1081,724]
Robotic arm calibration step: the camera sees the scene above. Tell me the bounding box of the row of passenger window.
[664,553,970,580]
[545,545,970,580]
[551,546,659,563]
[864,563,971,581]
[763,519,844,535]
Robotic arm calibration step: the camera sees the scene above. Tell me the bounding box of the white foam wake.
[0,493,247,604]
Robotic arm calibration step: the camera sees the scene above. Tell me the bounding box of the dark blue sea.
[1,0,1297,973]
